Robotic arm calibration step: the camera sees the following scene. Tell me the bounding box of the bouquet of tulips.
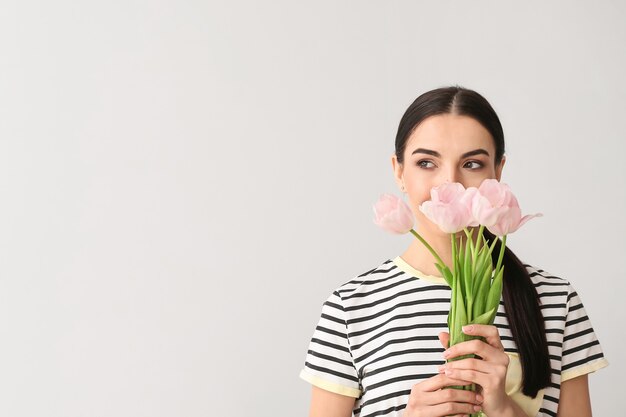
[373,179,541,398]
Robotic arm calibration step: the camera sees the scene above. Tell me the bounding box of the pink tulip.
[487,193,543,236]
[373,194,414,234]
[419,182,477,233]
[471,179,542,236]
[471,179,515,227]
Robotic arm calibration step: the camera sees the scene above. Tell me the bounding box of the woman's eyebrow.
[461,149,490,158]
[411,148,490,158]
[411,148,440,157]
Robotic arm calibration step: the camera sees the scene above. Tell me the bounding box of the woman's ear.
[495,155,506,181]
[391,154,404,191]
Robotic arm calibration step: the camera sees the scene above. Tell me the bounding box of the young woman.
[300,86,608,417]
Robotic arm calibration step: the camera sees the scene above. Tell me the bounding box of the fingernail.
[442,349,450,358]
[444,369,453,376]
[462,325,474,333]
[474,405,482,412]
[476,394,484,403]
[437,365,446,373]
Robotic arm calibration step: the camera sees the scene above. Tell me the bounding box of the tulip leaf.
[463,241,472,300]
[465,228,475,263]
[482,233,490,248]
[482,260,494,284]
[487,304,499,325]
[486,267,504,314]
[455,249,462,294]
[451,233,457,276]
[488,238,498,256]
[448,272,457,330]
[469,307,496,326]
[452,273,468,346]
[473,262,492,318]
[472,246,491,295]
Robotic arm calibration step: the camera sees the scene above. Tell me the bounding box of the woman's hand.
[402,332,483,417]
[403,372,484,417]
[437,324,512,416]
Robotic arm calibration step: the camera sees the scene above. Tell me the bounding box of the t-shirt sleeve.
[560,281,609,382]
[299,290,361,398]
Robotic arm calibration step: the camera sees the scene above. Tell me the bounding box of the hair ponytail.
[484,229,551,397]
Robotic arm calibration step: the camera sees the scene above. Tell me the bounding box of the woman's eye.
[464,160,483,170]
[417,160,435,169]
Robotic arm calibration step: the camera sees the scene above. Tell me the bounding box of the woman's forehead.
[405,114,495,155]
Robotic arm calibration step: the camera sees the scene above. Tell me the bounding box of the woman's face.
[392,113,506,236]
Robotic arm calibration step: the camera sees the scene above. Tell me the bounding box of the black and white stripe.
[300,257,608,417]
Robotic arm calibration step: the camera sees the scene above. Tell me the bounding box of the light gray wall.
[0,1,622,416]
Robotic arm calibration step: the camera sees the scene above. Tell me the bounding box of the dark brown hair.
[395,85,550,397]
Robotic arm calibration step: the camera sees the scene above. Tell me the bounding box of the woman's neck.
[401,228,478,276]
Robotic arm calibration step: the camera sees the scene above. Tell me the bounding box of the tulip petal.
[373,194,414,234]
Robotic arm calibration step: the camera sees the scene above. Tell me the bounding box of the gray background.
[0,1,623,416]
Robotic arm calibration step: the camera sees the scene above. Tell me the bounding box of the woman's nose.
[443,167,460,183]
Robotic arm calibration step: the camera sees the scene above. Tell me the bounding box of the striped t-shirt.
[300,256,608,417]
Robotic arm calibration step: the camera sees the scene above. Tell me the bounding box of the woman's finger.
[442,363,509,388]
[444,339,498,361]
[443,339,508,364]
[414,373,472,392]
[438,331,450,349]
[462,324,504,350]
[438,358,492,375]
[425,385,483,406]
[429,401,483,417]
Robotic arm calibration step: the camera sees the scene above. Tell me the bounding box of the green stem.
[463,228,474,267]
[477,225,485,254]
[451,233,457,276]
[495,234,507,274]
[410,228,446,268]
